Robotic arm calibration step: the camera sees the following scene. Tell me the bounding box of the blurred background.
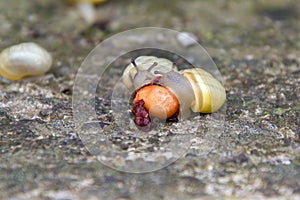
[0,0,299,199]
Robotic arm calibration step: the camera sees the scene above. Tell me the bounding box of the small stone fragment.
[176,32,198,47]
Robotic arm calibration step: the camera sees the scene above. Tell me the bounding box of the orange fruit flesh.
[133,85,179,119]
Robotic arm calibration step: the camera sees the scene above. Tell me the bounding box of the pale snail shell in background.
[67,0,106,4]
[0,42,53,80]
[122,56,226,118]
[67,0,107,24]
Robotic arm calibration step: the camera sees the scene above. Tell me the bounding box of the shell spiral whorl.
[180,68,226,113]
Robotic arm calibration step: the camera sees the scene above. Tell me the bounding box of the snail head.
[131,58,157,89]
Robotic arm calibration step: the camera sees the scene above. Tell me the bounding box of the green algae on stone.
[273,108,290,116]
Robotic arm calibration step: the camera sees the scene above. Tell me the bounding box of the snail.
[122,56,226,131]
[67,0,106,4]
[67,0,107,24]
[0,42,52,80]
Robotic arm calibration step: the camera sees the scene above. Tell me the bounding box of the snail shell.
[0,42,52,80]
[122,56,178,90]
[180,68,226,113]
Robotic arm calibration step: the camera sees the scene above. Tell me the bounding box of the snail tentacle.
[147,62,158,72]
[122,56,178,89]
[132,59,156,90]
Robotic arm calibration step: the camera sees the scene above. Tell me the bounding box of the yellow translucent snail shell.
[0,42,53,81]
[180,68,226,113]
[122,56,226,119]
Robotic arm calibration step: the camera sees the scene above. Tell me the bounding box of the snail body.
[0,42,52,80]
[122,56,226,130]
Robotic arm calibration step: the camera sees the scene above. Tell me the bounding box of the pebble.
[176,32,198,47]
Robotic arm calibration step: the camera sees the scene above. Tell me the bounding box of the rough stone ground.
[0,0,299,199]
